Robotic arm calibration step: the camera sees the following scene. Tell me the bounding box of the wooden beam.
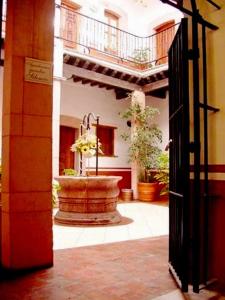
[81,79,91,85]
[115,88,129,100]
[119,73,126,80]
[142,78,168,93]
[74,58,80,66]
[91,64,99,71]
[99,83,106,88]
[73,76,82,83]
[82,61,90,69]
[102,67,108,75]
[63,54,70,63]
[111,70,117,77]
[65,64,141,91]
[135,78,142,84]
[90,81,99,87]
[128,75,134,82]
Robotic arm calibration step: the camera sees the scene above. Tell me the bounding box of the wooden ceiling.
[63,53,169,99]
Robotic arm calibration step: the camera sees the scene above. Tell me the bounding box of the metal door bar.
[206,0,221,10]
[160,0,218,30]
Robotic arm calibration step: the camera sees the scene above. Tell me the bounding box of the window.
[96,124,117,157]
[61,0,81,48]
[155,20,175,65]
[104,10,119,54]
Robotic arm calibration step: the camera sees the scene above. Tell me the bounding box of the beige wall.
[146,93,169,151]
[59,78,169,172]
[200,1,225,167]
[184,0,225,285]
[60,77,131,169]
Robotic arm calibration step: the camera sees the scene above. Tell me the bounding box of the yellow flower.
[81,145,89,154]
[90,142,96,149]
[71,132,103,156]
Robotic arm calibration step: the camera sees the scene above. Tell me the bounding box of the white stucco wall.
[61,0,181,36]
[60,76,169,171]
[146,93,169,151]
[60,79,131,169]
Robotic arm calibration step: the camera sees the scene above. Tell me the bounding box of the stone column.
[131,90,145,199]
[52,1,63,177]
[1,0,54,270]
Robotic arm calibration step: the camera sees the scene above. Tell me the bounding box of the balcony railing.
[1,0,6,37]
[57,4,179,70]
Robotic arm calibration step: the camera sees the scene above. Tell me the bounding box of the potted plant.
[120,100,162,201]
[63,168,78,176]
[132,48,152,70]
[154,152,169,198]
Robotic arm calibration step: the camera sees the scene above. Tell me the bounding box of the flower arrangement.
[71,132,103,157]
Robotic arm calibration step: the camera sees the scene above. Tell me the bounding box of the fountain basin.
[54,175,122,225]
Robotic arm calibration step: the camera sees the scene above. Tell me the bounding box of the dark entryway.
[59,125,77,175]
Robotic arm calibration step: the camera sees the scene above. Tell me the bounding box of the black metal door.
[168,18,190,292]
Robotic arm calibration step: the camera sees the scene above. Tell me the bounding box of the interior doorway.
[59,125,78,175]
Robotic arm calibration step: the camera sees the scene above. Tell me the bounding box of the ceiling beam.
[142,78,168,93]
[64,64,142,92]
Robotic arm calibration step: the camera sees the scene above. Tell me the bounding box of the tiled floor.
[53,201,169,250]
[0,201,224,300]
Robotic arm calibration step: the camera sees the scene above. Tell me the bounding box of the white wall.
[63,0,182,36]
[146,93,169,151]
[60,76,169,171]
[61,79,131,169]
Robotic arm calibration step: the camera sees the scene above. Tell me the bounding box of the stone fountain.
[54,113,122,225]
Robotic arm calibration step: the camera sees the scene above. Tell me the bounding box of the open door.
[168,18,190,292]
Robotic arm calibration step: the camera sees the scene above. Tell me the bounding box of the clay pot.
[138,182,160,202]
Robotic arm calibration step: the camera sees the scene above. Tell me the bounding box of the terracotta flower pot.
[138,182,160,202]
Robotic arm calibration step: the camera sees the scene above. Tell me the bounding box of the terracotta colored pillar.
[131,90,145,199]
[1,0,54,270]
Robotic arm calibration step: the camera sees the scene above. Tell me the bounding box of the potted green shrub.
[132,48,152,70]
[154,152,169,197]
[120,100,162,201]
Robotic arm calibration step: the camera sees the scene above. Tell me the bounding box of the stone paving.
[53,201,169,250]
[0,201,224,299]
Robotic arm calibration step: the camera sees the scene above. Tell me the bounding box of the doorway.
[59,125,78,175]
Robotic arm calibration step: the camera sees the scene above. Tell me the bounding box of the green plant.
[120,100,162,182]
[63,168,77,176]
[154,152,169,194]
[52,180,61,207]
[132,48,152,68]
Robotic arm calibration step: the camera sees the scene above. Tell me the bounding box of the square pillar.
[131,90,145,199]
[1,0,55,270]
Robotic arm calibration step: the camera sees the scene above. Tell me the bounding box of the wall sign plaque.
[25,57,53,85]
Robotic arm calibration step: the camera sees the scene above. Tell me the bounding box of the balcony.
[0,0,6,65]
[57,4,178,72]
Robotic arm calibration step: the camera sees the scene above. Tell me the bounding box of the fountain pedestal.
[54,176,122,225]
